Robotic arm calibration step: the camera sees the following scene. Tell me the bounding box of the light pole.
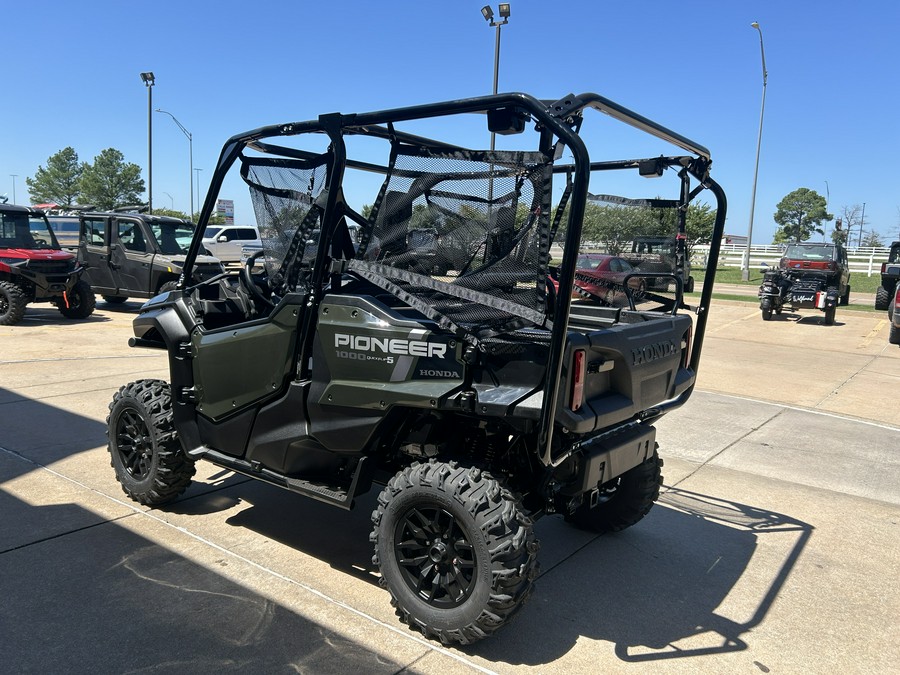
[156,108,194,217]
[481,4,510,210]
[140,72,155,211]
[824,180,830,242]
[194,168,203,219]
[10,174,17,204]
[481,4,510,151]
[162,191,174,210]
[743,21,767,281]
[859,202,866,248]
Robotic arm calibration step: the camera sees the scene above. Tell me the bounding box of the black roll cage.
[182,91,727,467]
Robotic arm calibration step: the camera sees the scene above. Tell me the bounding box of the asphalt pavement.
[1,296,898,674]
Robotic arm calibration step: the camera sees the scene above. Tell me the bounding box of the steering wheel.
[241,250,274,309]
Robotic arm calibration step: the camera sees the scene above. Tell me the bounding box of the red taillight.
[570,349,586,412]
[894,286,900,307]
[882,262,888,274]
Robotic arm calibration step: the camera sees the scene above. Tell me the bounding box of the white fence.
[693,244,891,277]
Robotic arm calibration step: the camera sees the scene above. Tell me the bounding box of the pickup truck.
[77,211,224,303]
[104,91,726,644]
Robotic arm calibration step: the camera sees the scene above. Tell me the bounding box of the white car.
[201,225,262,262]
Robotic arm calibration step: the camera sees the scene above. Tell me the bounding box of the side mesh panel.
[241,156,329,290]
[354,145,553,338]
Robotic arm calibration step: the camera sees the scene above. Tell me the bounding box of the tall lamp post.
[481,4,510,210]
[743,21,767,281]
[156,108,194,217]
[10,175,17,204]
[859,202,866,247]
[194,168,203,219]
[140,72,156,212]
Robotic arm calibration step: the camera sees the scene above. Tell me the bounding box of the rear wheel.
[840,284,850,306]
[565,447,663,533]
[890,323,900,345]
[371,461,539,645]
[824,304,836,326]
[762,307,773,321]
[57,280,95,319]
[685,276,695,293]
[875,285,890,311]
[107,379,195,505]
[0,281,28,326]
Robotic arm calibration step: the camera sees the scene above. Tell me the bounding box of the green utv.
[106,92,726,644]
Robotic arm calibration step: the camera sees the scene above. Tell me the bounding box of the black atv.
[105,91,726,644]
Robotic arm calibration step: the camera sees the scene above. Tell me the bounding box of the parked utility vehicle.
[0,203,94,325]
[875,241,900,311]
[106,92,726,644]
[78,211,224,304]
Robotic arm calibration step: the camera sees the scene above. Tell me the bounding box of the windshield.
[889,244,900,263]
[784,244,834,261]
[151,221,195,255]
[0,211,60,249]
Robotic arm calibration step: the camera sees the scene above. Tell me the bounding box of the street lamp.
[481,3,510,152]
[10,174,17,204]
[162,191,174,210]
[859,202,866,248]
[481,4,510,211]
[194,168,203,219]
[140,71,155,211]
[156,108,194,217]
[743,21,767,281]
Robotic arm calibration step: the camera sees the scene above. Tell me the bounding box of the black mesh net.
[351,144,554,338]
[241,155,329,291]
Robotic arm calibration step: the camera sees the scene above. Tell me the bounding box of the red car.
[571,253,646,303]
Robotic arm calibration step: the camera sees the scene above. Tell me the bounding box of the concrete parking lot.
[1,297,898,673]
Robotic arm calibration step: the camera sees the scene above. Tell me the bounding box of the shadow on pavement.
[469,486,812,666]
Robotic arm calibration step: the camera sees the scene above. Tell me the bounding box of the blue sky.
[3,1,898,244]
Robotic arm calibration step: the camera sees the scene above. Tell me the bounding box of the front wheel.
[57,280,95,319]
[685,276,695,293]
[0,280,28,325]
[840,284,851,306]
[107,379,195,505]
[371,461,539,645]
[890,323,900,345]
[566,447,663,533]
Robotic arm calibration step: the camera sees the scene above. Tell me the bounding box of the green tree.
[151,208,191,220]
[860,229,884,248]
[685,202,717,260]
[79,148,145,211]
[26,147,83,206]
[773,188,832,243]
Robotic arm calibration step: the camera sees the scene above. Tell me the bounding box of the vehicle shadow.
[469,486,812,666]
[15,308,112,325]
[171,475,812,666]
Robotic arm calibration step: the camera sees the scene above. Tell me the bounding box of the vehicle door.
[110,217,154,295]
[79,216,116,292]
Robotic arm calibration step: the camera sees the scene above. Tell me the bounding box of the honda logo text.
[631,340,676,365]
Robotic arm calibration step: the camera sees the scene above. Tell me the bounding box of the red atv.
[0,203,95,325]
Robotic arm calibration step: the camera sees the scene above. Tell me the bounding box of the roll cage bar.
[182,91,727,467]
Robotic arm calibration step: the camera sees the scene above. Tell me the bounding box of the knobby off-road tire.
[371,461,539,645]
[761,307,773,321]
[0,280,27,325]
[875,285,890,311]
[566,447,664,533]
[107,379,195,505]
[890,322,900,345]
[824,304,836,326]
[840,284,851,306]
[57,280,95,319]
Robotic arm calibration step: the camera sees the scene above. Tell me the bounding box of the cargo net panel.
[241,156,329,290]
[571,192,691,310]
[354,145,553,338]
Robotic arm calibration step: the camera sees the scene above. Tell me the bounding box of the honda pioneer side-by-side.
[105,92,726,644]
[0,203,94,325]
